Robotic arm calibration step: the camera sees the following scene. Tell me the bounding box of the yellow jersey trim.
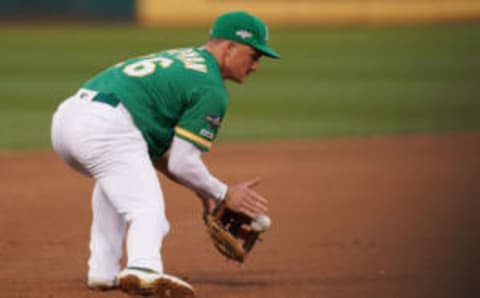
[174,126,212,150]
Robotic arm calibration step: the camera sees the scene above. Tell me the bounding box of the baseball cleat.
[117,267,195,297]
[87,277,117,291]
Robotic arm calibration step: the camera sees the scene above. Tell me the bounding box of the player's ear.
[217,40,229,57]
[224,41,237,53]
[222,41,236,64]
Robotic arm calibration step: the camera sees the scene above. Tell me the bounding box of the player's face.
[224,42,262,83]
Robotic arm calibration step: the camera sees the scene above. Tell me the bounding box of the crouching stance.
[51,11,279,297]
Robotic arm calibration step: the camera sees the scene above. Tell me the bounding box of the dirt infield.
[0,133,478,298]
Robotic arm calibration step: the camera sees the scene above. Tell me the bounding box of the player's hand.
[225,178,268,218]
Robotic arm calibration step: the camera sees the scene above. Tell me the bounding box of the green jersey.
[82,47,227,160]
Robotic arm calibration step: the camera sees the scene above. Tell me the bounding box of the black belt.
[92,92,120,108]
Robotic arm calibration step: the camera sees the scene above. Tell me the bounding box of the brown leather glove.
[204,202,265,263]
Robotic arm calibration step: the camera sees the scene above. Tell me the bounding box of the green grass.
[0,23,479,149]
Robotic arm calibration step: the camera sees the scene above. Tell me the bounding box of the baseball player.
[51,11,279,297]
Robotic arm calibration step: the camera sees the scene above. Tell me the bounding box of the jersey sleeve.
[174,86,227,151]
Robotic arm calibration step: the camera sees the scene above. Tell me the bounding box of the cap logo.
[235,30,253,39]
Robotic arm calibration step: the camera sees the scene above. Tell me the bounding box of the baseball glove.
[204,202,263,263]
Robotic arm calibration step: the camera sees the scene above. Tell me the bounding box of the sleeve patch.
[200,129,215,140]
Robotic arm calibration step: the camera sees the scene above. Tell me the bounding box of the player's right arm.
[154,136,268,218]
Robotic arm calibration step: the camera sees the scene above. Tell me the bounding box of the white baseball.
[251,214,271,232]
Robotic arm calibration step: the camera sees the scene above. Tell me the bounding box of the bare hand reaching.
[224,178,268,218]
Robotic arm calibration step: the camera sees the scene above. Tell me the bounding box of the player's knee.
[126,206,170,235]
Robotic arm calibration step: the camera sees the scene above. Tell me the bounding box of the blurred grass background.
[0,23,479,149]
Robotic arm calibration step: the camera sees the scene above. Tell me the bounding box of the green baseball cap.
[210,11,280,59]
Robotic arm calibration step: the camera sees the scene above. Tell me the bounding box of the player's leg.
[80,102,170,273]
[52,93,169,271]
[52,95,126,288]
[87,182,126,288]
[91,105,194,296]
[51,93,192,295]
[97,148,169,273]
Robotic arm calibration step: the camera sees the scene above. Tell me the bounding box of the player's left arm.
[170,136,227,196]
[153,136,226,212]
[158,86,267,217]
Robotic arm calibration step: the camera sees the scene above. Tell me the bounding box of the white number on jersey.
[121,49,207,78]
[122,57,174,77]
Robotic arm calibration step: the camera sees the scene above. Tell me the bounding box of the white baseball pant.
[51,89,169,283]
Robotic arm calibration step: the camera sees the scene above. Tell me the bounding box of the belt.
[92,92,120,108]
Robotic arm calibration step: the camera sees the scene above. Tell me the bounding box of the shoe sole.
[118,274,195,297]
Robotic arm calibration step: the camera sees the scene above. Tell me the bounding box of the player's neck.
[204,40,230,80]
